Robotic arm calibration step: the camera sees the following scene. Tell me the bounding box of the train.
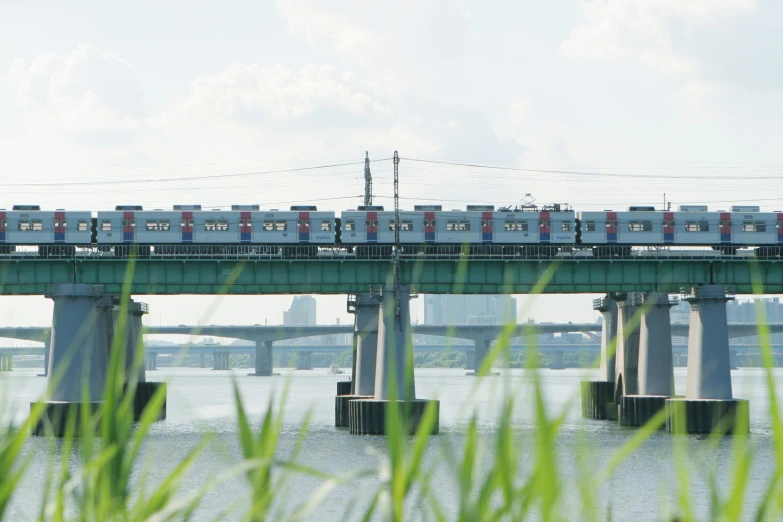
[0,203,782,257]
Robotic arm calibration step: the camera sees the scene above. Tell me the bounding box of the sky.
[0,0,781,338]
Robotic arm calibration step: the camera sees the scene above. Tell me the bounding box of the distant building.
[423,295,517,325]
[283,296,317,326]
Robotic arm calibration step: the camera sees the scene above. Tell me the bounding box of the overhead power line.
[401,157,783,181]
[2,158,393,188]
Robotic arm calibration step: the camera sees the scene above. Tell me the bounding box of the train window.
[180,219,194,227]
[146,220,158,231]
[685,221,709,232]
[32,220,43,231]
[297,219,310,229]
[539,220,551,228]
[321,221,331,231]
[239,219,252,228]
[720,220,732,227]
[217,220,229,231]
[503,221,528,231]
[666,220,675,227]
[365,219,379,228]
[561,222,572,232]
[121,219,136,227]
[480,219,494,227]
[160,220,170,231]
[275,221,287,231]
[605,220,618,228]
[628,221,652,232]
[205,220,216,231]
[101,220,112,231]
[263,221,274,231]
[54,219,66,228]
[423,219,436,227]
[344,221,355,231]
[18,221,30,231]
[743,221,766,232]
[0,220,6,227]
[584,221,596,232]
[389,221,413,231]
[77,221,88,232]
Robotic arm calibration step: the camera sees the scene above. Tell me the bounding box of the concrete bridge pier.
[620,292,675,427]
[213,351,230,370]
[38,341,50,376]
[582,296,618,420]
[249,353,256,368]
[348,286,439,435]
[296,351,313,370]
[336,293,379,427]
[0,354,12,371]
[146,353,158,371]
[200,353,206,368]
[249,340,277,376]
[666,286,749,434]
[466,339,499,375]
[33,284,112,436]
[465,350,475,370]
[550,350,565,370]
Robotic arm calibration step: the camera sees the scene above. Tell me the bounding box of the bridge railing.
[0,244,772,261]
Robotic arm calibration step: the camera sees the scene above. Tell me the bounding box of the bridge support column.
[146,353,157,371]
[200,353,206,368]
[116,300,165,421]
[336,294,379,427]
[249,340,277,376]
[0,355,11,371]
[582,296,618,420]
[296,351,313,370]
[33,284,112,436]
[466,339,498,375]
[348,286,439,435]
[550,350,565,370]
[465,350,475,370]
[620,293,675,427]
[666,286,749,434]
[38,341,50,377]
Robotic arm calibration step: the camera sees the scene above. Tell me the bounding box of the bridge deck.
[0,256,780,294]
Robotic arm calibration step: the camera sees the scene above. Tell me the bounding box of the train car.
[0,206,92,256]
[95,205,335,256]
[341,204,576,256]
[723,206,783,256]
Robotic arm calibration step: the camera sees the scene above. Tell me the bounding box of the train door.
[605,212,618,244]
[539,211,551,243]
[240,211,252,243]
[663,212,674,245]
[54,211,66,244]
[366,211,378,243]
[424,212,436,243]
[720,212,732,244]
[298,212,310,243]
[181,212,194,243]
[123,212,136,243]
[481,212,493,243]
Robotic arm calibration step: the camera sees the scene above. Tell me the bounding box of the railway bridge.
[2,253,780,436]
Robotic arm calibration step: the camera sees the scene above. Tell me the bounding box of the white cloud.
[5,44,144,134]
[561,0,758,116]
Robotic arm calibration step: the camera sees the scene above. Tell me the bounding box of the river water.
[1,366,779,521]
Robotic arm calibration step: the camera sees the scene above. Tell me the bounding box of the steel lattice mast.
[393,151,401,323]
[364,151,372,206]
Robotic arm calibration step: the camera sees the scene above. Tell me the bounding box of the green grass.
[0,256,780,520]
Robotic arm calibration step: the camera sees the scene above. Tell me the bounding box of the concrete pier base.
[465,339,500,375]
[336,381,353,396]
[348,398,440,435]
[665,398,749,435]
[132,382,167,421]
[32,401,102,437]
[581,381,616,420]
[335,394,372,427]
[582,296,618,420]
[619,395,668,427]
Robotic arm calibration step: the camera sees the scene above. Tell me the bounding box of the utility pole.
[364,151,372,206]
[393,151,401,325]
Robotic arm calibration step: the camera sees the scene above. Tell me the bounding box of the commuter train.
[0,203,782,257]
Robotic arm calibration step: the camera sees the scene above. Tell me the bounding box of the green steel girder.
[0,258,780,295]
